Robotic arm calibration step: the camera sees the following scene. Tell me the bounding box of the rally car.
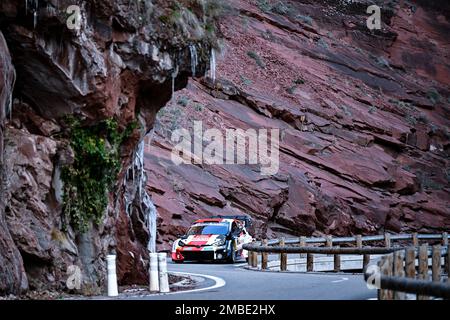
[171,216,253,263]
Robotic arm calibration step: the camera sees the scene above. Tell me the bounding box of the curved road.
[146,259,377,300]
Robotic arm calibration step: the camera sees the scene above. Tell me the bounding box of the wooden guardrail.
[244,232,450,300]
[364,244,450,300]
[243,232,449,273]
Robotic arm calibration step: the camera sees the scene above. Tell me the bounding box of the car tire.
[173,260,184,264]
[227,247,236,264]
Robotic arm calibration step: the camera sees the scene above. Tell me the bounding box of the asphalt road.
[145,258,377,300]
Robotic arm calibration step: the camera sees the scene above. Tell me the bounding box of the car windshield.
[187,224,229,235]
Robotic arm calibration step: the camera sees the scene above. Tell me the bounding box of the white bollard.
[106,255,119,297]
[149,252,160,292]
[158,252,170,293]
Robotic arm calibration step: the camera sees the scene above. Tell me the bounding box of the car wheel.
[173,260,184,264]
[227,248,236,264]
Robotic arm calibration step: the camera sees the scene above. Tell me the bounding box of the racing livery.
[171,216,253,263]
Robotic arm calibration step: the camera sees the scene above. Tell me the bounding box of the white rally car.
[171,216,253,263]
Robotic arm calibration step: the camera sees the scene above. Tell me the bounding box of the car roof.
[194,218,234,224]
[193,218,246,228]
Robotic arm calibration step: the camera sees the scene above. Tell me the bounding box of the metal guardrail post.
[261,239,268,270]
[417,244,429,300]
[280,238,287,271]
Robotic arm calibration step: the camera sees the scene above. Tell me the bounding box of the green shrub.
[272,2,290,15]
[240,75,253,86]
[177,96,190,107]
[405,114,417,125]
[257,0,272,13]
[62,117,136,233]
[286,85,297,94]
[257,0,292,16]
[317,38,328,49]
[427,88,441,105]
[417,172,443,190]
[194,103,204,112]
[247,51,266,68]
[296,14,313,26]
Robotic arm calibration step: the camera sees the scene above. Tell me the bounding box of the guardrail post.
[251,251,258,268]
[405,247,416,280]
[307,253,314,272]
[158,252,170,293]
[432,245,441,283]
[447,245,450,283]
[379,254,394,300]
[299,236,306,258]
[412,232,419,247]
[442,233,448,270]
[442,232,448,246]
[326,235,333,266]
[261,239,268,270]
[356,235,370,270]
[326,235,332,251]
[417,244,429,300]
[393,251,406,300]
[385,233,391,248]
[334,245,341,272]
[280,238,287,271]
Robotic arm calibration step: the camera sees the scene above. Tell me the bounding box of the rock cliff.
[0,0,449,297]
[0,0,217,294]
[145,0,450,250]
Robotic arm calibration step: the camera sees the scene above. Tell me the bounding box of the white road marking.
[331,277,349,283]
[141,271,226,296]
[234,262,248,268]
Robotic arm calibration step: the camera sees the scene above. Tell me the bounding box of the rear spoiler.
[211,215,252,228]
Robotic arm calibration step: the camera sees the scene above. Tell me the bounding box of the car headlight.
[178,240,186,247]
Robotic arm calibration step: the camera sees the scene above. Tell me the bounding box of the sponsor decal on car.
[171,218,253,263]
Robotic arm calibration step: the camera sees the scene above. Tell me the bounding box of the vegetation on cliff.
[61,118,136,233]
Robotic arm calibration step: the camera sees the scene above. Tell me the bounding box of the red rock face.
[0,31,28,295]
[0,0,215,294]
[147,0,450,251]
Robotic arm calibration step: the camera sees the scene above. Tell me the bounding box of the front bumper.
[173,245,230,261]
